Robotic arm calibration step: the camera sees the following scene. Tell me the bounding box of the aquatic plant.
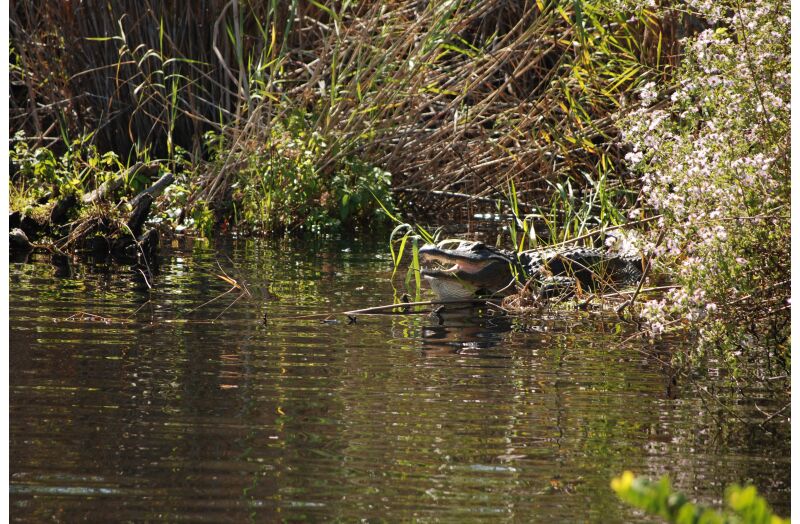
[619,0,790,379]
[612,471,788,524]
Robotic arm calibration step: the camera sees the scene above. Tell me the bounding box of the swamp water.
[9,237,789,521]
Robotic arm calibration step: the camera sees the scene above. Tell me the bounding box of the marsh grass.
[12,1,678,233]
[197,0,674,231]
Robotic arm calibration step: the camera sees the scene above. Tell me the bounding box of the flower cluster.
[620,0,790,362]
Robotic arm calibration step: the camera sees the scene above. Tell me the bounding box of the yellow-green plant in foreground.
[611,471,788,524]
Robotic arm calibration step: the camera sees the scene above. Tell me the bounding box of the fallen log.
[127,194,153,238]
[13,162,170,267]
[81,162,143,205]
[50,194,76,225]
[129,172,174,208]
[10,228,32,251]
[19,215,42,241]
[127,172,174,237]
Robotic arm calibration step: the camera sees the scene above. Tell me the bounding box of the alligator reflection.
[419,304,512,355]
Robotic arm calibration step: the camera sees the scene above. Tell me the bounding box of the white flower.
[625,150,644,164]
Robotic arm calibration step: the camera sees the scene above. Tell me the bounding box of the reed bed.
[195,0,680,221]
[11,1,683,226]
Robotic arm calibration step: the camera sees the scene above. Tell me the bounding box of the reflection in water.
[9,237,790,522]
[419,305,511,355]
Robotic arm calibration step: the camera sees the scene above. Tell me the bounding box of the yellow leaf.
[611,471,635,493]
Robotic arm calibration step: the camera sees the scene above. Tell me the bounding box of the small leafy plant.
[611,471,788,524]
[208,111,395,236]
[11,132,124,204]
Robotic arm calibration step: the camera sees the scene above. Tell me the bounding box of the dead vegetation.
[11,1,688,226]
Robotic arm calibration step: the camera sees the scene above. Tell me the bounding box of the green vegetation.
[612,471,788,524]
[198,112,394,235]
[8,2,790,518]
[10,132,122,204]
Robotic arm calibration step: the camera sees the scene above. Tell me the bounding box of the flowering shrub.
[621,0,790,374]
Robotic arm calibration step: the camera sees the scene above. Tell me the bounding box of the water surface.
[10,237,790,521]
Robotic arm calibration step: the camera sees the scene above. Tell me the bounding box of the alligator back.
[520,247,643,291]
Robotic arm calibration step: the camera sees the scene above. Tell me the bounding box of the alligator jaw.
[419,259,487,301]
[418,241,518,300]
[424,274,480,301]
[418,244,495,274]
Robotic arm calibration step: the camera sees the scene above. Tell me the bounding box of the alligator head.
[418,241,522,301]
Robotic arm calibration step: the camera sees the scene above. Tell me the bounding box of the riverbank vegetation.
[11,0,673,229]
[621,0,790,386]
[10,1,789,389]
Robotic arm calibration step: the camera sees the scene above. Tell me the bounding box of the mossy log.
[80,162,142,205]
[11,165,173,267]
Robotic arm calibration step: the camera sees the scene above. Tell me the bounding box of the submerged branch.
[344,299,488,316]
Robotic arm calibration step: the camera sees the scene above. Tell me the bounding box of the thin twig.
[184,284,239,316]
[600,285,679,299]
[756,401,790,427]
[345,298,488,316]
[276,298,488,321]
[137,267,152,289]
[214,290,247,322]
[617,227,667,316]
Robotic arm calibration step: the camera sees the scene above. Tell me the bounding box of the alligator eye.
[471,242,486,251]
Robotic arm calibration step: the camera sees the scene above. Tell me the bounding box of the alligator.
[418,240,644,301]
